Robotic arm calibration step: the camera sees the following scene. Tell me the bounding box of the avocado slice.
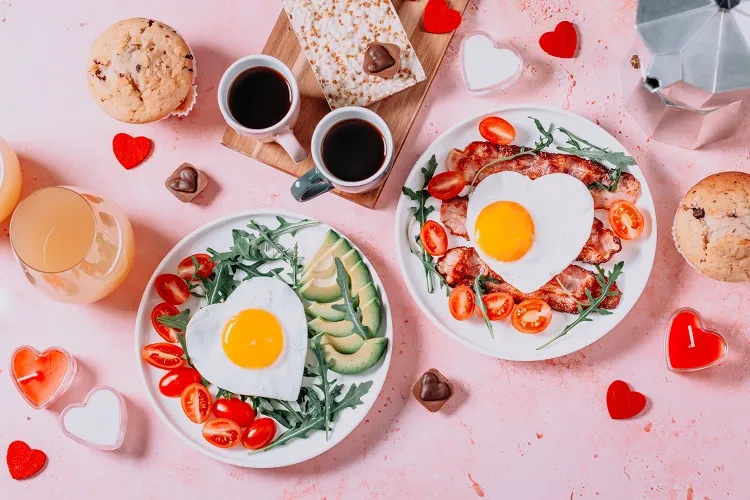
[323,333,364,355]
[307,295,382,338]
[305,283,377,321]
[302,238,352,277]
[348,261,372,292]
[304,230,340,272]
[301,248,362,285]
[299,275,341,303]
[321,337,388,375]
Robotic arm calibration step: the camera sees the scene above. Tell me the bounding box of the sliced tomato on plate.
[449,285,476,320]
[427,171,466,200]
[609,200,644,240]
[510,298,552,334]
[151,302,182,342]
[159,367,202,397]
[142,342,185,369]
[420,220,449,257]
[155,274,190,305]
[478,116,516,146]
[241,417,276,450]
[181,383,212,424]
[212,398,256,428]
[203,418,242,449]
[177,253,215,281]
[481,292,514,320]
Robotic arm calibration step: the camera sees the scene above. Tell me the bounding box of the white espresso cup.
[291,107,394,202]
[218,55,306,163]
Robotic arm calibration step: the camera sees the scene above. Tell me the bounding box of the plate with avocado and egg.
[135,210,392,467]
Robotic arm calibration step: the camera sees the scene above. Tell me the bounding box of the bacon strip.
[436,247,621,314]
[446,142,640,209]
[439,196,622,264]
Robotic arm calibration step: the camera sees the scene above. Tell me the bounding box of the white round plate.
[395,105,656,361]
[135,210,392,467]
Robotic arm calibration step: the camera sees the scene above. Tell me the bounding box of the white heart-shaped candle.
[460,31,523,95]
[467,172,594,293]
[60,386,127,451]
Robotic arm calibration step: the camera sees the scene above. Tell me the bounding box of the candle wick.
[688,325,696,349]
[16,371,42,383]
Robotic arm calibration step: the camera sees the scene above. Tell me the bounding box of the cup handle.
[291,168,334,202]
[274,130,307,164]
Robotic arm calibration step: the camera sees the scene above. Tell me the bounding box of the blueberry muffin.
[88,18,195,123]
[673,171,750,282]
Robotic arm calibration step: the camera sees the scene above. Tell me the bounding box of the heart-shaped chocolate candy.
[170,166,198,193]
[421,372,452,401]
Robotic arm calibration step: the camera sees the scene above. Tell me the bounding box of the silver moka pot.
[620,0,750,149]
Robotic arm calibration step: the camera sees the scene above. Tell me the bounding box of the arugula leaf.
[203,262,237,305]
[473,275,500,338]
[311,336,335,440]
[157,309,190,331]
[530,116,555,151]
[174,332,193,366]
[330,258,369,340]
[537,262,624,350]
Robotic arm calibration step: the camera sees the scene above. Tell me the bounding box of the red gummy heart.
[667,308,727,372]
[539,21,578,58]
[423,0,462,34]
[7,441,46,480]
[113,133,152,169]
[606,380,646,420]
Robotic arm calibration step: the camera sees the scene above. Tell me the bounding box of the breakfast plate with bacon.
[395,105,656,361]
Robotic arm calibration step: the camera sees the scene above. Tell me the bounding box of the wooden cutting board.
[221,0,470,208]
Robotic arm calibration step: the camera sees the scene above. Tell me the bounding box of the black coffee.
[228,67,291,129]
[322,119,385,182]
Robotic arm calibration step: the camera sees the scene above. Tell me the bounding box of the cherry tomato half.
[141,342,185,370]
[177,253,215,281]
[151,302,182,342]
[202,418,242,449]
[449,285,476,320]
[159,367,202,397]
[427,171,466,201]
[608,200,644,240]
[478,116,516,146]
[241,417,277,450]
[212,398,256,428]
[481,292,515,321]
[420,220,449,257]
[181,383,212,424]
[510,299,552,334]
[154,274,190,305]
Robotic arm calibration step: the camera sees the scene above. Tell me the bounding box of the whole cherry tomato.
[420,220,449,257]
[478,116,516,146]
[177,254,215,281]
[154,274,190,305]
[202,418,242,449]
[151,302,182,342]
[449,285,476,320]
[141,342,185,370]
[241,418,276,450]
[427,171,466,200]
[212,398,256,428]
[159,367,202,397]
[510,299,552,334]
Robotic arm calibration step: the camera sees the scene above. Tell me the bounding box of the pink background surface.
[2,1,749,498]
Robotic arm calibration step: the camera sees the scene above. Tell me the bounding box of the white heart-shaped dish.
[60,386,127,451]
[460,31,523,95]
[466,172,594,293]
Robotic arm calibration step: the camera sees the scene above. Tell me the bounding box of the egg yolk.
[222,309,284,368]
[474,201,535,262]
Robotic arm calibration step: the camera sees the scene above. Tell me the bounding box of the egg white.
[466,171,594,293]
[186,277,308,401]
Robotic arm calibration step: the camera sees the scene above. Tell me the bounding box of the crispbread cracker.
[281,0,425,109]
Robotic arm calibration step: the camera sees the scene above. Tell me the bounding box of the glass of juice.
[0,137,22,223]
[9,187,135,303]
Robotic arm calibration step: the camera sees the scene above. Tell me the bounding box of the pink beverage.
[9,187,135,303]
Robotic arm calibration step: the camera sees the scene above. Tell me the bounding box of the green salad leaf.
[330,258,369,340]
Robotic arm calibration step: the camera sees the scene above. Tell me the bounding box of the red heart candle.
[10,346,78,409]
[666,308,727,372]
[539,21,578,59]
[112,133,152,169]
